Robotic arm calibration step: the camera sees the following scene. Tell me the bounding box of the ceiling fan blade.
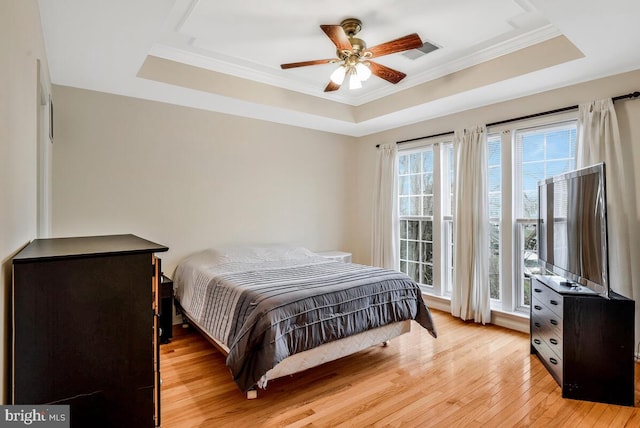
[366,33,423,57]
[368,61,407,84]
[320,25,353,52]
[324,81,341,92]
[280,59,335,69]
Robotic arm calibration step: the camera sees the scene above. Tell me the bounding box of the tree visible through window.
[398,149,434,287]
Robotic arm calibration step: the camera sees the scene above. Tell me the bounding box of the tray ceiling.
[37,0,640,136]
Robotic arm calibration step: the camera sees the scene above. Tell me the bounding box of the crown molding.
[149,23,561,107]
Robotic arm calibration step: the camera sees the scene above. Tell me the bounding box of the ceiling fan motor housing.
[337,37,367,59]
[340,18,362,37]
[336,18,367,58]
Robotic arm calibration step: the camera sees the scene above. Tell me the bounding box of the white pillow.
[208,244,317,263]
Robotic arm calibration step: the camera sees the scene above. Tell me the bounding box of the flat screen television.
[537,162,609,297]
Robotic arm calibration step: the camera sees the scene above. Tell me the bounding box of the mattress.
[174,245,436,392]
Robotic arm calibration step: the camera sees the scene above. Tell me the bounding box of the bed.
[173,245,437,397]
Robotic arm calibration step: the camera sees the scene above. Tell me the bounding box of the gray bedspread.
[175,250,437,392]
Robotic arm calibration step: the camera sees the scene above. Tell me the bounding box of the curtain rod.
[376,91,640,148]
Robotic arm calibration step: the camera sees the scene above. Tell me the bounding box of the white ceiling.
[37,0,640,137]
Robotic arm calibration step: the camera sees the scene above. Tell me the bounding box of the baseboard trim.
[422,294,451,313]
[422,293,530,334]
[490,309,529,333]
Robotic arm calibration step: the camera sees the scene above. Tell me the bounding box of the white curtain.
[372,143,399,269]
[577,99,637,301]
[451,126,491,323]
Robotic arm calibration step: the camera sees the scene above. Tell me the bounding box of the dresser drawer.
[531,296,563,336]
[531,281,563,317]
[532,317,563,357]
[532,334,563,385]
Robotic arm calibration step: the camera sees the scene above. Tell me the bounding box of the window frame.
[489,112,578,314]
[397,138,453,296]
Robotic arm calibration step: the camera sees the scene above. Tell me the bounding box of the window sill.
[421,293,530,334]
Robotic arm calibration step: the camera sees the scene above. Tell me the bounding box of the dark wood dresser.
[530,275,635,406]
[12,234,168,427]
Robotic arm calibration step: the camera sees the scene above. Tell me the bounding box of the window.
[398,150,434,217]
[395,115,577,318]
[398,142,453,295]
[399,149,435,288]
[488,135,501,300]
[399,219,433,286]
[514,122,577,308]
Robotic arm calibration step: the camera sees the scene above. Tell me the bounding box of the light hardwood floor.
[160,309,640,427]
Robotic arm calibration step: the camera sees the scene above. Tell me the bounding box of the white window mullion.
[432,143,442,296]
[500,130,514,312]
[440,143,454,295]
[512,130,525,312]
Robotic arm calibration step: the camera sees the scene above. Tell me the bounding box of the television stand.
[530,275,635,406]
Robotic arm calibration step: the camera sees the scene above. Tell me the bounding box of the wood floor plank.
[160,309,640,427]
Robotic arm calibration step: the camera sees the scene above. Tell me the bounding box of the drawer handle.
[549,357,558,365]
[534,322,541,328]
[533,288,542,293]
[534,339,541,345]
[550,319,558,326]
[550,300,559,306]
[549,338,558,345]
[534,305,542,311]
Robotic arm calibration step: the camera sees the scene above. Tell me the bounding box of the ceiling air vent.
[402,41,440,60]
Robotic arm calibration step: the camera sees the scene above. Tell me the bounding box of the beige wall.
[0,0,51,403]
[51,86,358,275]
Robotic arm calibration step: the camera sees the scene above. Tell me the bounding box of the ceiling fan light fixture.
[355,61,371,81]
[330,65,347,85]
[280,18,422,92]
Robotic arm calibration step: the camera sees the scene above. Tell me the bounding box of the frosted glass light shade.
[330,66,347,85]
[355,62,371,81]
[349,72,362,89]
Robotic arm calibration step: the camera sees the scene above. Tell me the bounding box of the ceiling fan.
[280,18,423,92]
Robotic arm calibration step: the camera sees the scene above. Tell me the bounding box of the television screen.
[537,163,609,297]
